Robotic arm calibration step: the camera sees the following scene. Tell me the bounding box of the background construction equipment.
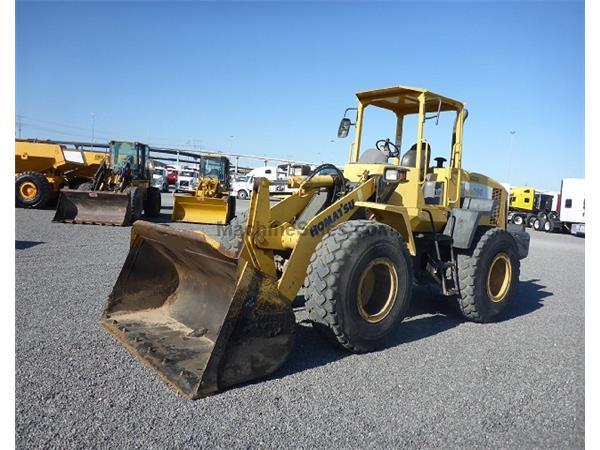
[53,141,161,226]
[172,154,236,224]
[15,139,107,209]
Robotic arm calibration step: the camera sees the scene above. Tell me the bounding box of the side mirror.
[337,118,352,138]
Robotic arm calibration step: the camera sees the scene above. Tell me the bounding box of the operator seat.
[400,143,431,168]
[358,148,388,164]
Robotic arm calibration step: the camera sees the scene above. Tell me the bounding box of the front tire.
[304,220,413,353]
[456,228,520,323]
[128,187,144,224]
[237,189,249,200]
[144,187,161,218]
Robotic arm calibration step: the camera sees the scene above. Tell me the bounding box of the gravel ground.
[16,193,584,449]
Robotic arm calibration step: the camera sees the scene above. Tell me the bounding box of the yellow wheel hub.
[19,181,38,201]
[487,253,512,303]
[357,257,398,323]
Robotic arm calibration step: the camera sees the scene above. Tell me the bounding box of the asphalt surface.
[16,193,584,449]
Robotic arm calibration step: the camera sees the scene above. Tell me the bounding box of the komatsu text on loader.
[101,86,530,399]
[171,154,236,224]
[53,141,161,226]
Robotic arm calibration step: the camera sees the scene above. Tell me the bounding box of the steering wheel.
[375,139,400,157]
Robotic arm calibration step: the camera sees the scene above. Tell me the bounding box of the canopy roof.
[356,85,464,114]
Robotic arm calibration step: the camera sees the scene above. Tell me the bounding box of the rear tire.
[304,220,413,353]
[511,214,524,226]
[456,228,520,323]
[15,171,53,209]
[144,187,161,218]
[533,218,544,231]
[543,219,554,233]
[526,214,537,228]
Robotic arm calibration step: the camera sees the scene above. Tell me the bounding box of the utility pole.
[507,130,516,185]
[16,115,22,138]
[91,112,96,150]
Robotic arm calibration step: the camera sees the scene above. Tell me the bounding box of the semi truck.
[508,186,558,227]
[533,178,585,236]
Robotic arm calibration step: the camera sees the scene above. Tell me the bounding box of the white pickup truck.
[175,170,199,193]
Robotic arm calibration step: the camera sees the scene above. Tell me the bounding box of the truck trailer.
[534,178,585,236]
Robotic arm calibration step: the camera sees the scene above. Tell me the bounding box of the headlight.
[384,168,407,182]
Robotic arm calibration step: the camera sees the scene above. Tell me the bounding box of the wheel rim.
[513,216,523,225]
[533,220,539,230]
[357,257,398,323]
[544,221,551,231]
[487,253,512,303]
[19,181,38,200]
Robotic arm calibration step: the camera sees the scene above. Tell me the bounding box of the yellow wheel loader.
[101,86,530,399]
[15,139,107,209]
[171,155,236,224]
[53,141,161,226]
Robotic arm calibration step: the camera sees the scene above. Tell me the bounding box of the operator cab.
[109,141,152,180]
[337,86,467,208]
[199,155,230,187]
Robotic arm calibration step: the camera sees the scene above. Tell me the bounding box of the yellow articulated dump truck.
[15,139,107,209]
[100,86,530,399]
[172,154,236,224]
[53,141,161,226]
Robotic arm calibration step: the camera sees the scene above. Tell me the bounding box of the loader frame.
[238,86,508,303]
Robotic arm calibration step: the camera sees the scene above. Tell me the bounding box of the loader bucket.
[100,221,295,399]
[53,189,131,226]
[172,194,230,225]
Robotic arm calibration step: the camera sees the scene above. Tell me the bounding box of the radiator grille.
[490,188,502,225]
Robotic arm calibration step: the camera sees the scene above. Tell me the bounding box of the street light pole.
[91,112,96,150]
[507,130,516,185]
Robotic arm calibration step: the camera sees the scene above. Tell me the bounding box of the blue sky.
[16,1,583,191]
